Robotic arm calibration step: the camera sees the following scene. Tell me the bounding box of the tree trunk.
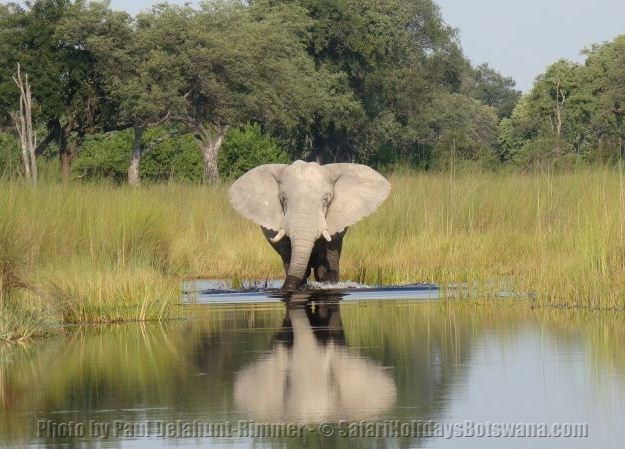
[128,126,144,187]
[58,125,71,185]
[197,125,228,185]
[60,151,71,184]
[12,63,37,183]
[312,134,324,164]
[17,115,31,179]
[54,116,84,185]
[554,77,565,156]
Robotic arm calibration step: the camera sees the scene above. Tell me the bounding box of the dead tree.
[11,63,37,183]
[553,76,566,155]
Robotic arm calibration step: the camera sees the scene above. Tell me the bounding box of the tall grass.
[347,167,625,307]
[1,167,625,339]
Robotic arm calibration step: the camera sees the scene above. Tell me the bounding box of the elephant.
[228,160,391,290]
[233,302,397,422]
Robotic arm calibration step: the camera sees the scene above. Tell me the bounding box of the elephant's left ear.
[324,164,391,235]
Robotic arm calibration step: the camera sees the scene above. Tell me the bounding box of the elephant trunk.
[281,209,326,290]
[282,235,316,291]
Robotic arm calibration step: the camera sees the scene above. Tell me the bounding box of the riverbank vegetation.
[1,0,625,339]
[2,1,625,185]
[2,0,517,185]
[2,167,625,339]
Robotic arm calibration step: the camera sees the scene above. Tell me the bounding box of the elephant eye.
[280,192,287,212]
[322,193,332,207]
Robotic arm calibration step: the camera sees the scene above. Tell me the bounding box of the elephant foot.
[314,265,340,283]
[281,275,303,291]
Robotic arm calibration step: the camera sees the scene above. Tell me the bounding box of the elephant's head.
[228,161,391,289]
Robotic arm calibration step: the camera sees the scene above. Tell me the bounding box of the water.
[183,280,441,304]
[1,293,624,448]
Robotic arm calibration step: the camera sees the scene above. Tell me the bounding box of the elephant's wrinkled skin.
[228,161,391,290]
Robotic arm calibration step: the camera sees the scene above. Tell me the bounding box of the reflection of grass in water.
[1,302,624,445]
[0,305,284,442]
[343,301,625,380]
[3,167,625,339]
[0,306,284,405]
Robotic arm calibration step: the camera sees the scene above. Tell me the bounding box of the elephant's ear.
[228,164,288,231]
[324,164,391,235]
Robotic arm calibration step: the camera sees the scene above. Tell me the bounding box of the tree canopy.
[0,0,534,183]
[500,35,625,168]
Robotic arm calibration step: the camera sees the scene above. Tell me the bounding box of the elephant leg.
[262,227,290,272]
[313,231,345,282]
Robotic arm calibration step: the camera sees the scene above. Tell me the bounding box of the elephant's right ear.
[228,164,288,231]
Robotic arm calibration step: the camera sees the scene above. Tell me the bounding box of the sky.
[105,0,625,91]
[436,0,625,91]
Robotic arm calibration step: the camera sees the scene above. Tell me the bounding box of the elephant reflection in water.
[234,298,397,423]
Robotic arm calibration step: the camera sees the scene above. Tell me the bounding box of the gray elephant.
[228,160,391,290]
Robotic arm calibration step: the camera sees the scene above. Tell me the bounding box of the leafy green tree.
[218,123,291,180]
[428,93,499,167]
[281,0,472,165]
[183,0,345,183]
[0,0,524,181]
[501,36,625,168]
[584,36,625,160]
[500,59,588,167]
[0,0,107,183]
[465,63,521,119]
[60,2,188,185]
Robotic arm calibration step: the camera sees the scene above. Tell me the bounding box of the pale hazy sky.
[107,1,625,91]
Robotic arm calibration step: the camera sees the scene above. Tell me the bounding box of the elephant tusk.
[322,229,332,242]
[271,229,286,243]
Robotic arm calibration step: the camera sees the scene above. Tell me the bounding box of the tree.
[0,0,525,180]
[121,9,187,186]
[536,61,581,152]
[500,59,587,167]
[60,2,187,185]
[11,64,37,183]
[428,92,499,167]
[465,63,521,119]
[0,0,105,183]
[584,36,625,160]
[183,0,345,183]
[280,0,472,165]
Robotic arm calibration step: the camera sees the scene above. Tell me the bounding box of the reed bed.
[1,167,625,338]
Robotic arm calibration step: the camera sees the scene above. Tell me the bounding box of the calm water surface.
[1,297,624,448]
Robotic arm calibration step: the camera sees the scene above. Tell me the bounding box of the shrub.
[218,123,291,180]
[73,128,203,183]
[0,132,22,179]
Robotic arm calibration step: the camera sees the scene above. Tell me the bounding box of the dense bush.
[69,124,289,183]
[218,124,291,180]
[73,128,202,183]
[0,133,21,178]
